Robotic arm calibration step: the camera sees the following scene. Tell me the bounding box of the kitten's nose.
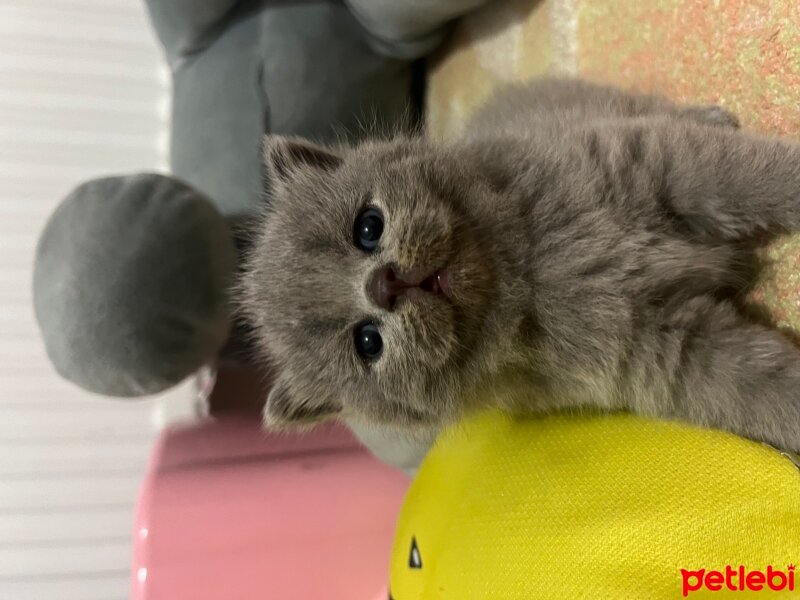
[368,265,436,311]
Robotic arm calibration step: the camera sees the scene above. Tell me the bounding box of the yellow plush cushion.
[389,411,800,599]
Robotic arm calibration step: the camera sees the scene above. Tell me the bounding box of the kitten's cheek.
[384,303,457,376]
[414,307,457,369]
[431,330,457,368]
[449,240,493,312]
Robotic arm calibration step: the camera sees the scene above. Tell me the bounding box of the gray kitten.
[241,77,800,452]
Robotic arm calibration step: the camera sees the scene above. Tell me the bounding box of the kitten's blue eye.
[354,321,382,361]
[354,208,383,252]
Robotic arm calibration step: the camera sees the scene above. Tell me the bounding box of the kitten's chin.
[351,397,451,431]
[387,401,441,427]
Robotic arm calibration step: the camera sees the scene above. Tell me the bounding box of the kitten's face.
[241,136,497,430]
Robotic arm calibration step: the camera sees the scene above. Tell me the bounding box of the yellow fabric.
[389,411,800,599]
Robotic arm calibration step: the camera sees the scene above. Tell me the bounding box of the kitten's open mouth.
[419,268,453,302]
[383,264,456,309]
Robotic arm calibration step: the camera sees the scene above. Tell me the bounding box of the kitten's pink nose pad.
[369,265,403,311]
[369,265,441,311]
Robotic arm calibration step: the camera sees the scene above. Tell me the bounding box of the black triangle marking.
[408,536,422,569]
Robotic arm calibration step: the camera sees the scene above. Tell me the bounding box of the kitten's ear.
[263,376,342,430]
[264,135,343,184]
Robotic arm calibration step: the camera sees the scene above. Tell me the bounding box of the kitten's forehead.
[255,177,364,343]
[263,222,362,321]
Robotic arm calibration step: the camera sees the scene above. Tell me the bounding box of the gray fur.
[240,77,800,452]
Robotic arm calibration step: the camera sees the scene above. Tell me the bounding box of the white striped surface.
[0,1,197,598]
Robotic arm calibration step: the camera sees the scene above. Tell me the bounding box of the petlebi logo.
[681,564,795,596]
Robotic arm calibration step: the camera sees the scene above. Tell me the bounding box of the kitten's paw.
[681,105,740,129]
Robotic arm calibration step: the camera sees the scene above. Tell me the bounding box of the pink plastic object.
[130,415,409,600]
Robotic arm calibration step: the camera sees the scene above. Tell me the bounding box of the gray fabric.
[143,0,242,65]
[169,13,265,220]
[345,0,493,58]
[33,174,236,397]
[146,0,419,218]
[259,4,412,140]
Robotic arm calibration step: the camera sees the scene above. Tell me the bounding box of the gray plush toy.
[33,174,236,397]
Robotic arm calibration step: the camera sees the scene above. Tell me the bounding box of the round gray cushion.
[33,173,236,397]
